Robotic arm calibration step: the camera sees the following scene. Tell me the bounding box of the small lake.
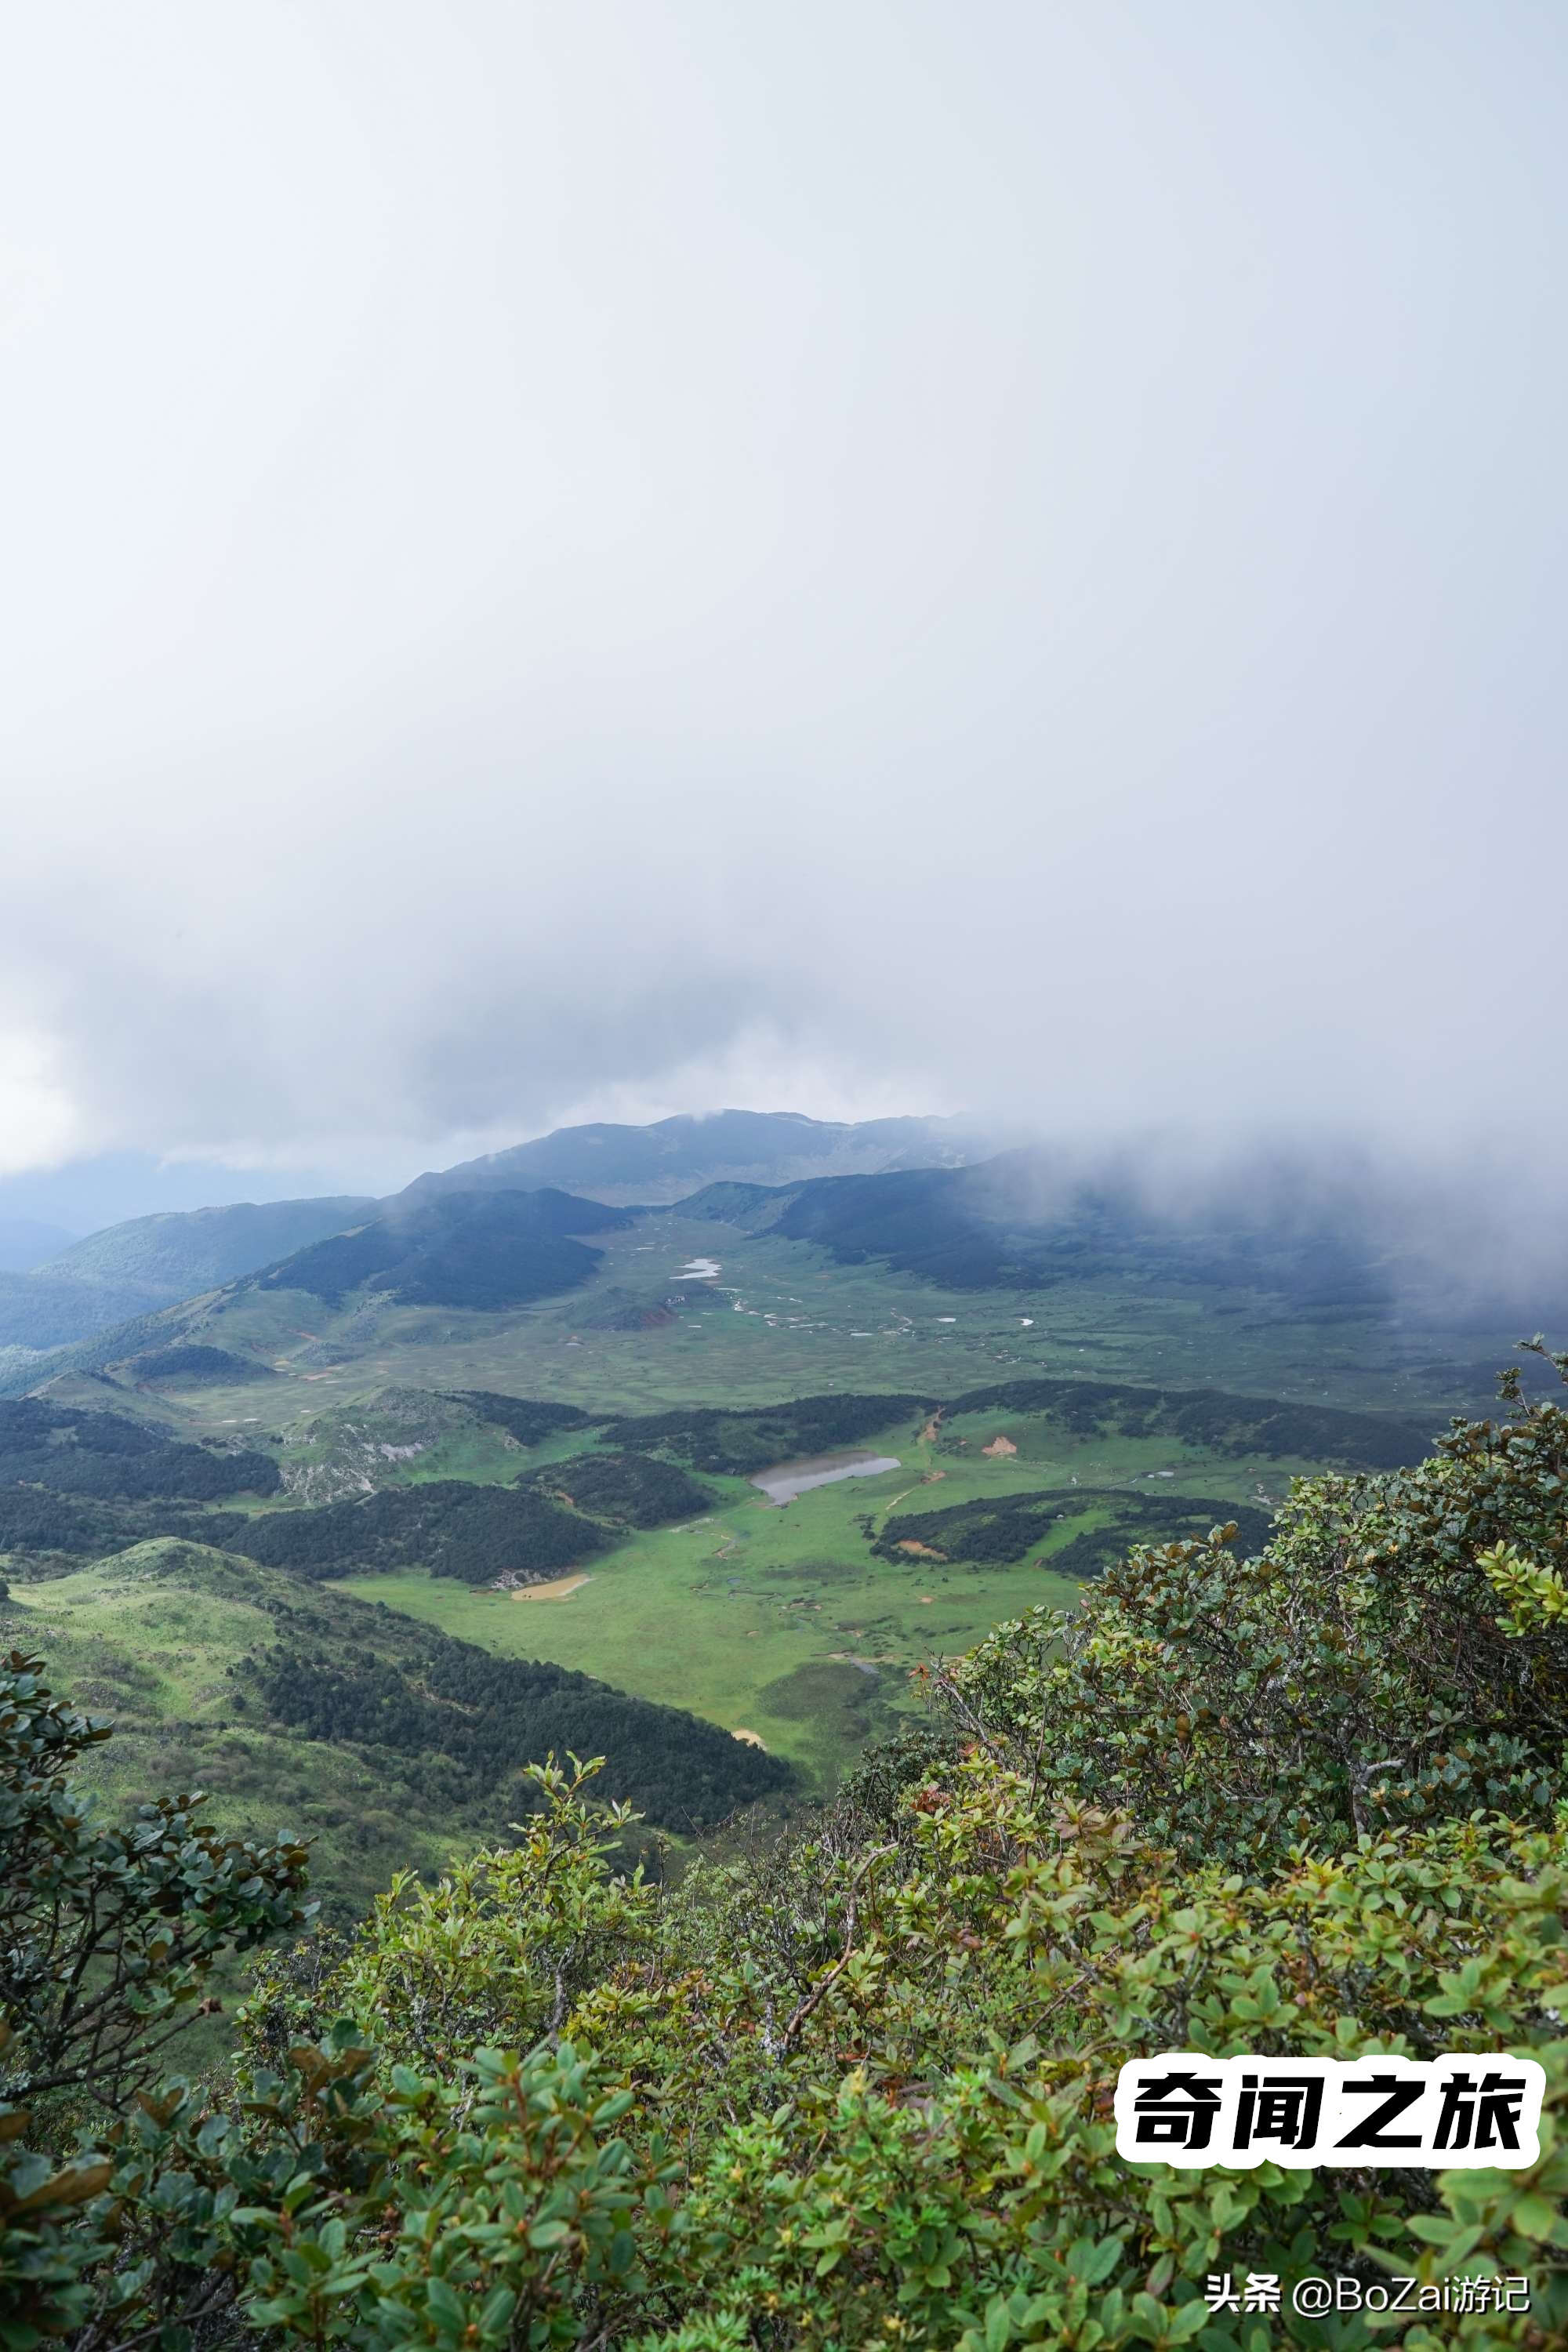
[672,1258,721,1280]
[748,1449,902,1505]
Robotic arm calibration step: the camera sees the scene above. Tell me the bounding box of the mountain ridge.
[0,1196,379,1355]
[0,1114,976,1354]
[396,1108,996,1207]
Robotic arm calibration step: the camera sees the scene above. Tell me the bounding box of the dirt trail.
[510,1573,593,1602]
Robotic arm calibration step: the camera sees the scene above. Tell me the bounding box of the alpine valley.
[0,1112,1543,1824]
[8,1112,1568,2345]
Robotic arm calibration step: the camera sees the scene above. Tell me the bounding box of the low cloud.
[0,2,1563,1232]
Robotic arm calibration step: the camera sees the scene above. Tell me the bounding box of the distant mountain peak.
[398,1109,996,1209]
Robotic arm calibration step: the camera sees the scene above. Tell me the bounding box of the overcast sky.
[1,0,1564,1221]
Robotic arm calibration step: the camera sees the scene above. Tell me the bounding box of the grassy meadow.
[72,1209,1503,1444]
[332,1394,1325,1788]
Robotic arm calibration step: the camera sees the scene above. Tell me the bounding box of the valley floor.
[330,1404,1308,1787]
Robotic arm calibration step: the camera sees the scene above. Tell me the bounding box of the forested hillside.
[252,1188,632,1308]
[0,1539,790,1922]
[255,1632,788,1826]
[868,1483,1273,1571]
[0,1396,278,1500]
[212,1479,616,1584]
[679,1154,1406,1306]
[604,1376,1427,1475]
[5,1345,1566,2346]
[0,1197,378,1352]
[603,1390,934,1472]
[517,1450,715,1530]
[944,1372,1430,1468]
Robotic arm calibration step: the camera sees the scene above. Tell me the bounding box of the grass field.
[333,1396,1308,1788]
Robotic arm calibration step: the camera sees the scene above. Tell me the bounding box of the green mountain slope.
[0,1267,175,1352]
[679,1152,1401,1307]
[42,1195,380,1292]
[250,1187,632,1308]
[397,1109,993,1207]
[0,1216,76,1272]
[0,1396,280,1501]
[0,1539,791,1926]
[0,1196,377,1352]
[0,1112,982,1350]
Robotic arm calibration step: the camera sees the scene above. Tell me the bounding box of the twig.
[775,1846,895,2057]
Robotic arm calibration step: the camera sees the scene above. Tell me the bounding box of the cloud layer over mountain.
[1,1,1563,1195]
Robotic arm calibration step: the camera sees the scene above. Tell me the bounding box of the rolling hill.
[677,1152,1402,1307]
[248,1186,633,1308]
[0,1540,792,1929]
[0,1216,77,1272]
[396,1109,996,1207]
[0,1196,377,1352]
[0,1112,985,1352]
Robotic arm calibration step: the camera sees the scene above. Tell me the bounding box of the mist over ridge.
[0,0,1563,1240]
[0,1107,1557,1371]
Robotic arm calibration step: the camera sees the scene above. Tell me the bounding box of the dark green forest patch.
[605,1391,931,1474]
[872,1486,1274,1570]
[0,1397,280,1501]
[209,1479,614,1586]
[521,1450,713,1529]
[128,1343,277,1383]
[605,1375,1425,1477]
[253,1632,791,1829]
[446,1390,597,1446]
[253,1189,633,1309]
[947,1375,1429,1469]
[0,1487,166,1559]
